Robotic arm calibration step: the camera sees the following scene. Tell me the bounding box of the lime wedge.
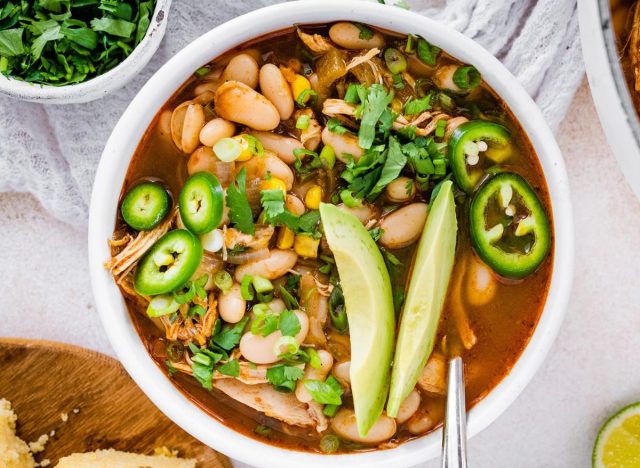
[593,402,640,468]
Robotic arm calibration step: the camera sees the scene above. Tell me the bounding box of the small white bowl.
[88,2,574,466]
[0,0,171,104]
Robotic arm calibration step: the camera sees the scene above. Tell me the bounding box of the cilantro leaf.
[303,376,344,405]
[0,28,24,57]
[367,136,407,199]
[90,17,136,38]
[227,167,255,235]
[327,117,349,135]
[417,37,441,66]
[216,359,240,377]
[279,310,301,337]
[403,94,432,115]
[266,364,304,392]
[212,316,250,350]
[358,84,394,149]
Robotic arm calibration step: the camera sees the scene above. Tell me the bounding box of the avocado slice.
[319,203,395,437]
[387,181,458,416]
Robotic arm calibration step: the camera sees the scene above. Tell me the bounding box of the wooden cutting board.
[0,338,230,467]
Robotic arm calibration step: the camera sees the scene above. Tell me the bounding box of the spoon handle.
[441,356,468,468]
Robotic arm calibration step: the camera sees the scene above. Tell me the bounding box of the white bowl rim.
[0,0,171,103]
[88,2,574,466]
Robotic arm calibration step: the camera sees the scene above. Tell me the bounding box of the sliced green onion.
[405,34,417,53]
[416,37,440,66]
[329,286,348,333]
[213,270,233,292]
[194,66,209,77]
[295,88,318,107]
[296,114,311,130]
[319,434,340,453]
[308,348,322,369]
[213,137,242,162]
[384,48,407,74]
[438,92,455,111]
[240,275,254,300]
[252,275,274,294]
[243,134,265,156]
[323,404,340,417]
[452,65,481,90]
[353,22,374,40]
[147,294,181,318]
[339,190,362,208]
[435,119,447,138]
[273,336,299,357]
[319,145,336,169]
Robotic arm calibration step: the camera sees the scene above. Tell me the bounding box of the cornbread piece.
[0,399,36,468]
[55,449,196,468]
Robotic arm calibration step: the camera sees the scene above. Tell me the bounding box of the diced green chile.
[469,173,551,279]
[449,121,512,194]
[134,229,203,295]
[120,181,170,231]
[179,172,224,234]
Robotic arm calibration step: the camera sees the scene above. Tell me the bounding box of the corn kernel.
[233,134,253,161]
[277,227,295,249]
[260,177,287,195]
[291,74,311,103]
[294,234,320,258]
[305,185,323,210]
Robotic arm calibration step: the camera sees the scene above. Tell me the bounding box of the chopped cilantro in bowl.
[0,0,169,103]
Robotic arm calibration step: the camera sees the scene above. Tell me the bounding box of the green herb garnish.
[416,37,440,66]
[226,167,255,235]
[266,364,304,392]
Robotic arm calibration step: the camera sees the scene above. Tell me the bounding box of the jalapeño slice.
[134,229,203,296]
[449,120,512,194]
[120,181,170,231]
[469,172,550,279]
[179,172,224,234]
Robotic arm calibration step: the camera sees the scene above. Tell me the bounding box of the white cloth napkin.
[0,0,582,229]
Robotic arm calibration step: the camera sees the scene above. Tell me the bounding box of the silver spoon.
[441,356,468,468]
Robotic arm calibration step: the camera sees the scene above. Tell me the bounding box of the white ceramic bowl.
[0,0,171,104]
[88,2,574,466]
[579,0,640,200]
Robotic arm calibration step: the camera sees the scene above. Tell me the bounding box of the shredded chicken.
[631,2,640,90]
[449,259,478,351]
[104,208,176,276]
[225,225,274,250]
[297,29,334,54]
[307,401,329,432]
[345,48,381,71]
[214,380,322,430]
[296,109,322,150]
[323,98,450,137]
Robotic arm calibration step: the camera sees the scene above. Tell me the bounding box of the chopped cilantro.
[358,84,394,149]
[212,316,249,351]
[367,136,407,198]
[327,117,349,135]
[279,310,301,337]
[266,364,304,392]
[216,359,240,377]
[226,167,255,235]
[416,37,441,66]
[304,376,344,405]
[403,94,432,115]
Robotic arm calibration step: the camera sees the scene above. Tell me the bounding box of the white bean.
[330,409,396,444]
[433,65,463,93]
[417,353,447,394]
[181,104,205,154]
[259,64,294,120]
[234,249,298,282]
[336,203,376,224]
[218,283,247,324]
[251,131,304,164]
[328,22,385,50]
[199,118,235,147]
[215,81,280,131]
[200,229,224,253]
[379,203,428,249]
[187,147,236,186]
[266,298,286,314]
[239,310,309,364]
[466,257,497,306]
[321,126,363,162]
[295,350,334,403]
[332,360,351,390]
[385,176,415,203]
[406,409,436,435]
[222,53,259,89]
[445,116,469,140]
[286,194,306,216]
[395,389,421,424]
